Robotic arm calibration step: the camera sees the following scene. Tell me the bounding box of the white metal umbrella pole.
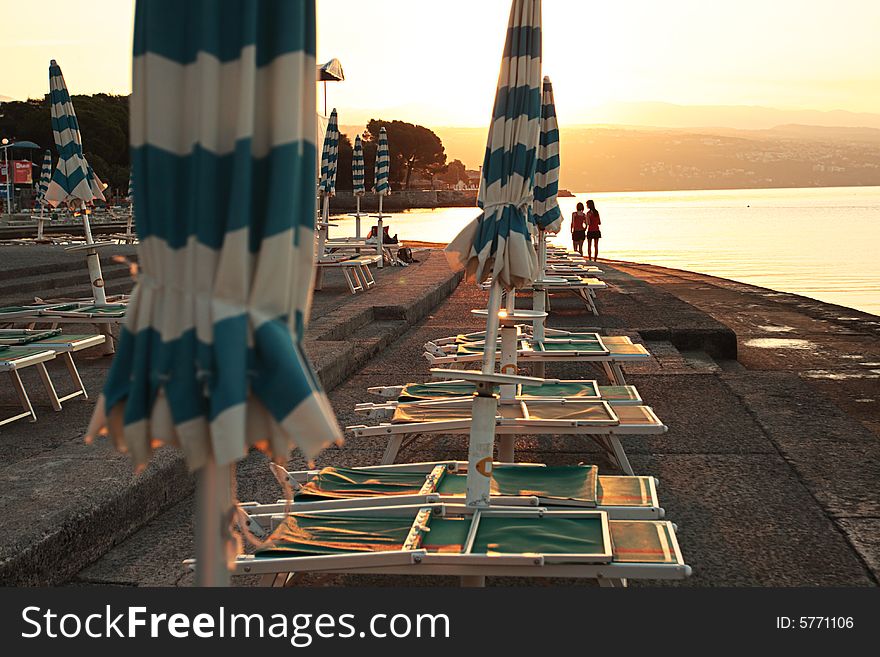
[376,194,384,268]
[195,459,233,586]
[355,195,361,238]
[317,194,329,257]
[82,209,107,305]
[37,205,46,240]
[466,279,503,507]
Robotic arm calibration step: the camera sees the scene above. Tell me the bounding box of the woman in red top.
[586,199,601,261]
[570,202,587,255]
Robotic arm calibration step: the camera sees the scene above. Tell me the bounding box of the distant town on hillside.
[433,123,880,192]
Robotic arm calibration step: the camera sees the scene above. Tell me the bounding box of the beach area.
[1,243,877,587]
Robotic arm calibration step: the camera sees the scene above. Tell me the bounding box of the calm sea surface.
[330,186,880,316]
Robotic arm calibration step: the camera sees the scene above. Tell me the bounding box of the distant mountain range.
[377,121,880,193]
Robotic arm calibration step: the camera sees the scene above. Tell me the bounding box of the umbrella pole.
[82,209,107,306]
[127,203,133,239]
[37,205,45,241]
[466,280,503,507]
[355,195,361,238]
[195,459,233,586]
[377,195,384,268]
[318,195,329,257]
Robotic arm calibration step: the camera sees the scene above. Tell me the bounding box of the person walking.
[586,199,601,261]
[570,201,587,255]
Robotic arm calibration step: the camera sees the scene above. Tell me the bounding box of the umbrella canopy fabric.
[533,75,561,233]
[445,0,541,289]
[127,170,134,201]
[86,163,107,202]
[9,141,41,150]
[352,135,365,196]
[318,58,344,82]
[44,59,98,209]
[87,0,342,472]
[318,108,338,198]
[374,127,390,195]
[36,150,52,207]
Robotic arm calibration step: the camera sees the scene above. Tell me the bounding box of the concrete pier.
[1,249,877,586]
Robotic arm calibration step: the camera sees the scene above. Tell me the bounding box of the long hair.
[586,199,599,218]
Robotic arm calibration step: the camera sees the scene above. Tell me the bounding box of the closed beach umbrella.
[373,126,390,266]
[532,75,561,304]
[45,60,97,208]
[374,126,390,198]
[444,0,543,506]
[351,134,365,237]
[318,108,338,198]
[87,0,342,585]
[317,108,338,247]
[44,59,107,303]
[534,76,561,233]
[35,149,53,239]
[125,170,134,237]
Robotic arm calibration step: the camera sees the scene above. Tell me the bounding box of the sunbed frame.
[347,398,666,473]
[236,460,664,521]
[214,503,690,588]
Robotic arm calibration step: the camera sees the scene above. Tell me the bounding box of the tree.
[439,158,468,186]
[364,119,446,189]
[0,94,130,190]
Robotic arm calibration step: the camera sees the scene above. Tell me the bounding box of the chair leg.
[36,363,62,411]
[607,436,634,475]
[4,370,37,425]
[360,264,376,288]
[598,577,627,587]
[59,352,88,401]
[314,266,325,291]
[611,363,626,385]
[382,434,405,465]
[602,361,617,384]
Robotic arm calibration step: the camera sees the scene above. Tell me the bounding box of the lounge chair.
[0,345,60,427]
[356,378,643,419]
[243,461,663,520]
[314,255,381,294]
[347,397,665,472]
[423,336,649,386]
[0,329,106,404]
[486,275,605,314]
[220,503,690,587]
[5,302,126,354]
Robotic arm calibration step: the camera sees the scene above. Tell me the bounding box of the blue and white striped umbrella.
[446,0,541,289]
[36,150,52,207]
[374,126,390,195]
[352,135,365,196]
[88,0,342,475]
[127,170,134,201]
[318,108,338,197]
[44,59,99,208]
[534,75,561,233]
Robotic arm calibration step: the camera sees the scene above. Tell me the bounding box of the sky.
[1,0,879,129]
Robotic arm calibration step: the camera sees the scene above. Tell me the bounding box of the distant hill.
[394,123,880,192]
[585,101,880,132]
